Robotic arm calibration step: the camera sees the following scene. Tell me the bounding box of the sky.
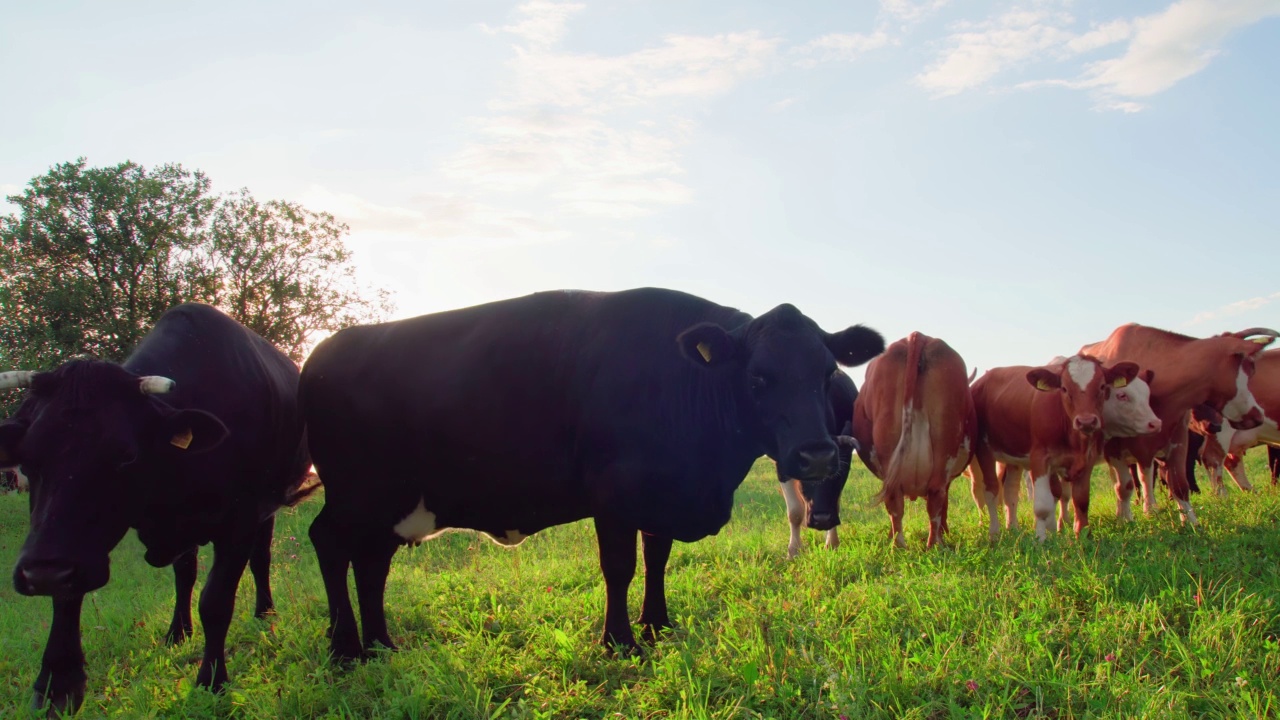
[1,0,1278,383]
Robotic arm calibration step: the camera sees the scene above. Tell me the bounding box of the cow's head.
[677,304,883,481]
[1207,330,1274,430]
[1028,356,1139,435]
[1101,368,1162,437]
[0,360,227,597]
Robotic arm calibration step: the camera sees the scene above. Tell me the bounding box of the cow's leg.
[638,532,673,642]
[1139,461,1158,514]
[971,443,1001,541]
[886,491,907,548]
[594,516,638,652]
[352,536,400,652]
[824,527,839,551]
[780,479,804,560]
[1057,477,1073,533]
[1110,460,1135,521]
[998,464,1020,529]
[925,486,947,548]
[1163,420,1198,526]
[250,515,275,618]
[165,548,198,645]
[194,522,256,693]
[309,504,361,662]
[1070,470,1091,537]
[1224,451,1254,492]
[1030,462,1056,542]
[1270,446,1280,485]
[31,594,86,716]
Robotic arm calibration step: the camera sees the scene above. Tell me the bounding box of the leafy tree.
[0,158,392,383]
[0,158,214,365]
[203,189,390,363]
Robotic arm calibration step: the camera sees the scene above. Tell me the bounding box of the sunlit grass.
[1,453,1277,718]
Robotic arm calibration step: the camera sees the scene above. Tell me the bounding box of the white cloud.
[1071,0,1280,101]
[482,0,585,48]
[446,2,781,219]
[919,0,1280,110]
[916,6,1075,96]
[881,0,951,25]
[792,30,892,68]
[769,97,797,112]
[1187,291,1280,326]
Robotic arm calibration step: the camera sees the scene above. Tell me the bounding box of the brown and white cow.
[1081,325,1274,525]
[853,332,976,548]
[1048,367,1162,531]
[1199,348,1280,493]
[969,355,1140,540]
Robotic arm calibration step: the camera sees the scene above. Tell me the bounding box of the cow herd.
[0,289,1276,715]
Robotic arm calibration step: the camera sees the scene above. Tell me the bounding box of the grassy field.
[1,454,1278,719]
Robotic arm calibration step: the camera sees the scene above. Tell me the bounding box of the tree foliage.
[0,158,392,376]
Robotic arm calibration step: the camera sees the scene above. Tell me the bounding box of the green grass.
[1,455,1278,719]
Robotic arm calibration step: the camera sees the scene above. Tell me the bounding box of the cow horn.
[0,371,35,390]
[1233,328,1279,341]
[138,376,176,394]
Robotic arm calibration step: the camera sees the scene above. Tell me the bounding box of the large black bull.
[0,303,312,714]
[300,287,883,658]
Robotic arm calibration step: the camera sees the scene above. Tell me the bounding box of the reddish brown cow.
[969,355,1139,540]
[853,332,976,548]
[1081,325,1274,525]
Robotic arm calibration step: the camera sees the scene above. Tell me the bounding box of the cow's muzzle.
[807,511,840,531]
[14,561,77,596]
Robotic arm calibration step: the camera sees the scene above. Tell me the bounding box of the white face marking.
[1102,377,1160,438]
[1221,364,1261,425]
[1067,356,1098,392]
[393,499,441,543]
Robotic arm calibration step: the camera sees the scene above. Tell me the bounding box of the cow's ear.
[1026,368,1061,392]
[1142,369,1155,384]
[826,325,884,368]
[1105,362,1140,388]
[677,322,737,367]
[159,409,229,455]
[0,421,26,468]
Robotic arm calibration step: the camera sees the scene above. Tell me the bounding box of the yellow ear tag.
[1035,379,1053,391]
[1252,336,1272,344]
[696,341,713,363]
[170,428,194,450]
[1113,377,1128,388]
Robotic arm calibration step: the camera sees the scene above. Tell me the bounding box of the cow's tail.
[281,424,322,508]
[878,332,931,504]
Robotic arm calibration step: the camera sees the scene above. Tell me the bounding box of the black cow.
[778,372,858,558]
[0,303,312,714]
[300,287,883,658]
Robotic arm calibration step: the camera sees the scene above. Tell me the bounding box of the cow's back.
[301,288,757,541]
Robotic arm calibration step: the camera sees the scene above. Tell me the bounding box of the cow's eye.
[1116,392,1128,401]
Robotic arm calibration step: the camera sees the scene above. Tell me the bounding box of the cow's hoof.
[363,636,399,655]
[33,684,85,717]
[164,623,193,646]
[194,660,228,694]
[600,634,641,657]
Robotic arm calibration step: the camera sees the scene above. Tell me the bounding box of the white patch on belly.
[393,499,442,543]
[1067,356,1097,391]
[490,529,529,547]
[946,437,971,477]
